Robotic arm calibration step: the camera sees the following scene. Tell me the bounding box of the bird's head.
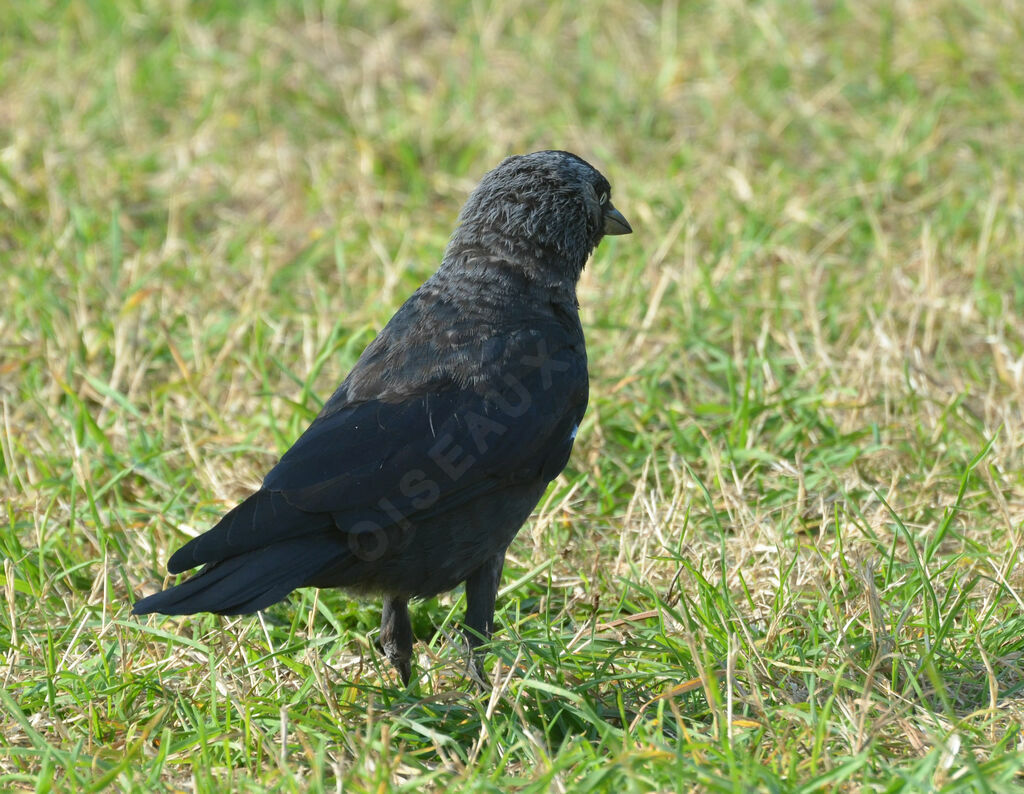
[447,150,631,285]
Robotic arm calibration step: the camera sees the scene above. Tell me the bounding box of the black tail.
[132,539,343,616]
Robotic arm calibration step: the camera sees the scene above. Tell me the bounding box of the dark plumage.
[132,150,631,684]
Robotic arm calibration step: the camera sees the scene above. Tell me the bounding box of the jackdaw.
[132,150,632,684]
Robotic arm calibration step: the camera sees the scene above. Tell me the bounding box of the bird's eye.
[598,191,608,205]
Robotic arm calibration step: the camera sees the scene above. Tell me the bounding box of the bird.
[132,150,631,685]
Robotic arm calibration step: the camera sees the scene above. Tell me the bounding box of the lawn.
[2,0,1023,790]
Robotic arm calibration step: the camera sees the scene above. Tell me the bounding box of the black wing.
[163,342,588,575]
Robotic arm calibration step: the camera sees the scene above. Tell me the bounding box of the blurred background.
[3,0,1023,789]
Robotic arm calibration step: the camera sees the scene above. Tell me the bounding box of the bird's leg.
[463,550,506,682]
[379,595,414,685]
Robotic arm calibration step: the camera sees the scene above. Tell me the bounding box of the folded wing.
[162,342,587,578]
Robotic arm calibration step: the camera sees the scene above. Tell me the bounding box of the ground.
[2,0,1023,790]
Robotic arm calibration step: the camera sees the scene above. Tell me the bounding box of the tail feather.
[132,539,344,616]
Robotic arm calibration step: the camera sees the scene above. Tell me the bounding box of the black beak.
[603,203,632,236]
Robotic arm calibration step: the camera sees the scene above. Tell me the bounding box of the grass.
[2,0,1024,790]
